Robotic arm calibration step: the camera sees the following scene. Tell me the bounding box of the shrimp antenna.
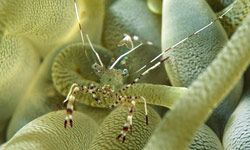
[86,34,104,67]
[135,2,235,74]
[73,0,85,47]
[109,42,143,69]
[73,0,104,67]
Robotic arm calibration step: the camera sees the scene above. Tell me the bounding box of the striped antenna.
[120,57,169,92]
[109,42,143,69]
[73,0,104,67]
[73,0,85,47]
[135,2,235,74]
[121,1,237,90]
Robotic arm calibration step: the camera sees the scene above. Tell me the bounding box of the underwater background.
[0,0,250,149]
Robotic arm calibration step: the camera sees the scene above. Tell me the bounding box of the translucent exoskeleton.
[63,31,151,143]
[62,0,236,143]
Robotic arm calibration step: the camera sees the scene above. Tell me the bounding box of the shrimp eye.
[122,69,129,76]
